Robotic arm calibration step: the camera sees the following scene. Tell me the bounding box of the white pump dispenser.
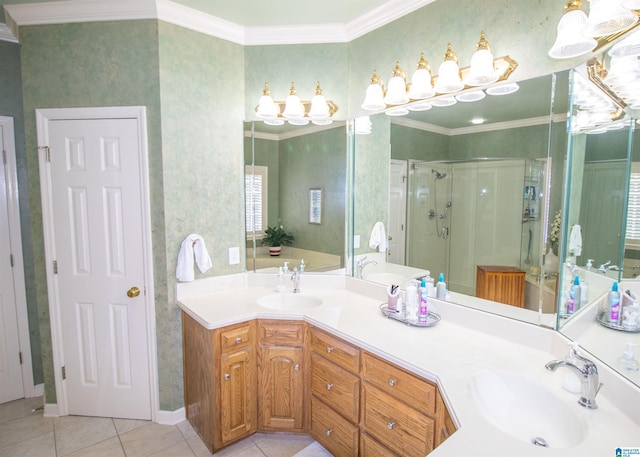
[562,342,583,393]
[617,343,640,371]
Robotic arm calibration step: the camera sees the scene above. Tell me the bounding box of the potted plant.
[261,222,294,256]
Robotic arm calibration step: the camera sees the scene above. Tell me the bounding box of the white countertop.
[177,273,640,456]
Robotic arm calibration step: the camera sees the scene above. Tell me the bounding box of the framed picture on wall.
[309,188,322,224]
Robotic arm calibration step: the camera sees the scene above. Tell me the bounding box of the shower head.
[432,169,447,179]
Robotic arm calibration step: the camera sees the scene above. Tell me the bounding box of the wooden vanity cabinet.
[257,319,307,433]
[309,326,361,457]
[182,314,256,453]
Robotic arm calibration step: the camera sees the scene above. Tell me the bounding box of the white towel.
[568,224,582,257]
[176,234,213,282]
[369,221,387,253]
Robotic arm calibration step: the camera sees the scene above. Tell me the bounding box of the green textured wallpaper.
[20,19,164,405]
[0,39,42,386]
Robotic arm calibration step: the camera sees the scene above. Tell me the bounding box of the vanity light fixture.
[549,0,640,59]
[255,81,338,125]
[354,116,372,134]
[608,30,640,57]
[485,82,520,95]
[360,33,518,116]
[456,90,486,103]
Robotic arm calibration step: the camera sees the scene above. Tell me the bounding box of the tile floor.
[0,397,332,457]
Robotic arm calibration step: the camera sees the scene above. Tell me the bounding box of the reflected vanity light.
[361,31,518,116]
[485,82,520,95]
[471,117,486,125]
[456,90,486,102]
[549,0,640,59]
[354,116,372,135]
[255,81,338,125]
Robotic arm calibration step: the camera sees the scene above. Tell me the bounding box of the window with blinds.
[245,165,268,238]
[626,163,640,250]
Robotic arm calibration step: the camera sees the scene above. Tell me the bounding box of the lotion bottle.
[419,278,428,324]
[436,273,447,300]
[425,271,436,298]
[405,280,419,323]
[567,276,581,314]
[609,282,621,324]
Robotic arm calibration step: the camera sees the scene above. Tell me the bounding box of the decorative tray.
[380,304,440,327]
[596,311,640,333]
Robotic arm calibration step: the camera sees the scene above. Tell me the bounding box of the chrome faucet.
[291,267,301,293]
[356,256,377,279]
[598,261,611,274]
[545,348,602,409]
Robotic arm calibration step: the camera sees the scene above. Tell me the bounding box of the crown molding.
[392,113,568,136]
[0,22,18,43]
[4,0,434,45]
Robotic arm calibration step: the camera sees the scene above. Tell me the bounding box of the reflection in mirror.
[558,58,640,389]
[244,121,347,273]
[353,72,568,326]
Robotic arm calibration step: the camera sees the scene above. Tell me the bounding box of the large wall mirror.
[244,121,348,273]
[352,71,570,327]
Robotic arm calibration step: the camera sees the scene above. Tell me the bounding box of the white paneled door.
[388,160,407,265]
[0,123,24,404]
[38,109,153,420]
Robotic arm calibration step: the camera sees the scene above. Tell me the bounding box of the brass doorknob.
[127,287,140,298]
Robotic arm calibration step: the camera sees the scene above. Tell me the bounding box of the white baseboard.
[43,403,59,417]
[156,407,185,425]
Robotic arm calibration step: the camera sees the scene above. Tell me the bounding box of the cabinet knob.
[326,346,334,353]
[387,421,396,430]
[224,373,230,381]
[326,383,333,391]
[294,364,300,371]
[235,337,242,344]
[325,429,333,436]
[388,378,397,387]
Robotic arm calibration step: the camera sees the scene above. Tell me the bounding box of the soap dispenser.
[617,343,640,371]
[436,273,447,300]
[562,342,583,393]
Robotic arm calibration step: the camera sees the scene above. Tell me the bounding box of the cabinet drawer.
[311,397,358,457]
[310,353,360,423]
[258,320,305,347]
[361,432,399,457]
[219,322,253,354]
[310,327,360,374]
[362,386,434,457]
[362,352,436,416]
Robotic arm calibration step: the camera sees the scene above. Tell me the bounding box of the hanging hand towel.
[369,222,387,253]
[176,234,213,282]
[568,224,582,257]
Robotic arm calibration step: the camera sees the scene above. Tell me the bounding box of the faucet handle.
[571,347,598,373]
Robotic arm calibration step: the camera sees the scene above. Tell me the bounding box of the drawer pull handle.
[325,429,333,436]
[326,346,334,353]
[388,378,397,387]
[326,383,333,391]
[387,421,396,430]
[235,337,242,344]
[224,373,231,381]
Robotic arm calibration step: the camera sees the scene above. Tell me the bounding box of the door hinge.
[10,254,14,267]
[53,260,58,274]
[62,366,66,380]
[38,146,50,162]
[19,351,23,364]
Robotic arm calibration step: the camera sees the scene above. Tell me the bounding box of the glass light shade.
[287,118,309,126]
[583,0,638,37]
[548,9,597,59]
[431,96,457,107]
[256,83,280,119]
[604,56,640,87]
[408,101,433,111]
[312,119,333,126]
[354,116,372,134]
[384,62,409,105]
[609,30,640,57]
[385,106,410,116]
[434,59,464,94]
[309,94,330,119]
[408,68,435,99]
[486,82,519,95]
[361,82,386,111]
[622,0,640,8]
[465,49,499,86]
[263,118,284,126]
[283,82,305,119]
[456,90,486,102]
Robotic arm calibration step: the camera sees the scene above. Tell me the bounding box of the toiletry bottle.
[567,276,581,315]
[425,271,436,298]
[436,273,447,300]
[580,276,588,306]
[276,267,285,292]
[609,282,621,324]
[617,343,640,371]
[419,278,428,324]
[585,259,594,271]
[562,342,582,393]
[405,280,419,323]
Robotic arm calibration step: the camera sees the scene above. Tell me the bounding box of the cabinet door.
[259,346,305,432]
[220,349,256,444]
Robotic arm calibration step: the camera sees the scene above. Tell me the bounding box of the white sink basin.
[470,371,586,448]
[257,293,322,310]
